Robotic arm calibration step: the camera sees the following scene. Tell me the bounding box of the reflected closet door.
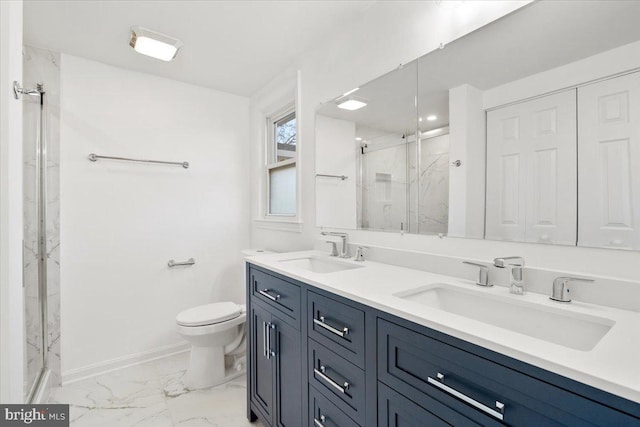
[486,90,577,245]
[578,72,640,250]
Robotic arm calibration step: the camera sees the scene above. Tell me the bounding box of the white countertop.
[247,250,640,404]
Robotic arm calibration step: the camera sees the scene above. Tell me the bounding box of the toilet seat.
[176,302,242,327]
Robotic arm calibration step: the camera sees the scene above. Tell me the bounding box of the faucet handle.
[550,276,594,303]
[326,241,338,257]
[354,246,366,262]
[462,261,491,287]
[493,256,525,267]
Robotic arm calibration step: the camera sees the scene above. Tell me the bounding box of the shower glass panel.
[22,84,47,402]
[408,131,450,235]
[358,130,408,231]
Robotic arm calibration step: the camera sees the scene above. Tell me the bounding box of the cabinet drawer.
[308,339,366,425]
[310,385,360,427]
[378,319,639,427]
[308,291,365,366]
[378,382,483,427]
[250,267,301,323]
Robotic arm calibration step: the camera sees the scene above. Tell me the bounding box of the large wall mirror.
[315,1,640,250]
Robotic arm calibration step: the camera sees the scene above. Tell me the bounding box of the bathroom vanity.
[246,252,640,427]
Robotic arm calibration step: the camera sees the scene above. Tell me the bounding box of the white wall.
[0,0,25,403]
[315,115,356,229]
[60,54,250,379]
[448,84,485,239]
[250,0,640,285]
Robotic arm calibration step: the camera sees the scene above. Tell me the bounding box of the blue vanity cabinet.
[247,263,640,427]
[378,382,485,427]
[378,318,640,426]
[310,384,361,427]
[308,291,365,367]
[307,290,371,426]
[247,266,303,427]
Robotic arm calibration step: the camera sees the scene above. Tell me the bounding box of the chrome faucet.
[493,256,525,294]
[354,246,366,262]
[320,232,350,258]
[325,241,339,257]
[550,276,594,303]
[462,261,490,287]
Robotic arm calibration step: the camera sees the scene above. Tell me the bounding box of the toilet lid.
[176,302,242,327]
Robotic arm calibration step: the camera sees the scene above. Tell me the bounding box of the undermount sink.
[279,256,363,274]
[395,283,614,351]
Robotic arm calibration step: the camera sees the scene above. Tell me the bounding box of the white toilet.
[176,301,247,390]
[176,249,274,390]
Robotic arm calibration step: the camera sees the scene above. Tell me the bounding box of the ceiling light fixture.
[355,137,363,141]
[130,26,183,61]
[336,96,368,111]
[427,115,437,121]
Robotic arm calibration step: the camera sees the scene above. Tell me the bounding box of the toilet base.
[184,345,245,390]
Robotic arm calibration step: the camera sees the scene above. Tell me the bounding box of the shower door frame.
[24,83,48,404]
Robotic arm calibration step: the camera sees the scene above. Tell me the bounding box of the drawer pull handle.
[428,372,505,421]
[313,315,349,337]
[313,415,326,427]
[314,365,350,394]
[259,288,281,302]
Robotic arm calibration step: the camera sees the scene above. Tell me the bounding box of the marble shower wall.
[359,132,408,231]
[358,130,449,234]
[409,133,450,235]
[23,45,61,399]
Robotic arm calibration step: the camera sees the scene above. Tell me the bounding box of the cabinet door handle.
[313,415,327,427]
[314,365,350,394]
[266,322,276,360]
[259,288,281,302]
[262,321,268,358]
[313,315,349,337]
[428,372,505,421]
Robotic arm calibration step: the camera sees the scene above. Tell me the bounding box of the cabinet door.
[486,90,577,245]
[250,303,274,424]
[272,314,302,427]
[379,382,453,427]
[578,72,640,250]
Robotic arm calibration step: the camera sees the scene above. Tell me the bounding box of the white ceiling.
[23,0,374,97]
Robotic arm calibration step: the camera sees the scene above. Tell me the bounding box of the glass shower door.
[23,87,46,401]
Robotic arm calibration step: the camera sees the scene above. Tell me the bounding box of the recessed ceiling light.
[336,96,367,111]
[427,115,437,121]
[355,137,363,141]
[130,26,183,61]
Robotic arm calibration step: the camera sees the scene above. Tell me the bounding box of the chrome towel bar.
[89,153,189,169]
[168,258,195,267]
[316,173,348,180]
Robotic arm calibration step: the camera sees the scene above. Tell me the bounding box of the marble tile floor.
[48,352,264,427]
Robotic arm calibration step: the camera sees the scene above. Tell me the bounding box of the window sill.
[254,218,303,233]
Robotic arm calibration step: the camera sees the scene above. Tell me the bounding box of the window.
[267,108,297,216]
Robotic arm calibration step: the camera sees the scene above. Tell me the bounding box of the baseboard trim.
[61,342,190,385]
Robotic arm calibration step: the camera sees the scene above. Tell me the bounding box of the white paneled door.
[486,90,577,245]
[578,72,640,250]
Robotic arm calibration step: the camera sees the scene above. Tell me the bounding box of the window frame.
[265,104,297,218]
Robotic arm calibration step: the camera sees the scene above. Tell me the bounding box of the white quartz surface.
[247,250,640,403]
